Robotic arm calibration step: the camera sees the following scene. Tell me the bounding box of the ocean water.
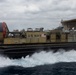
[0,49,76,75]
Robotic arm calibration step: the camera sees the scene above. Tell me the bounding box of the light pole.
[72,27,75,42]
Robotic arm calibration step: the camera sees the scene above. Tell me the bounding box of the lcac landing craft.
[0,19,76,58]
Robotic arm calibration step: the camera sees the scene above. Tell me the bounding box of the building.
[61,19,76,31]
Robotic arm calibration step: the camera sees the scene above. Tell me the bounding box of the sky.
[0,0,76,31]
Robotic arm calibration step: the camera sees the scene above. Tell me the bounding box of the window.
[28,35,30,37]
[31,34,33,37]
[34,35,36,37]
[34,35,39,37]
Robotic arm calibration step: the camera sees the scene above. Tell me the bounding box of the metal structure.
[0,20,76,58]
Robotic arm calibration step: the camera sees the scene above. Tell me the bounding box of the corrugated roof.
[61,19,76,23]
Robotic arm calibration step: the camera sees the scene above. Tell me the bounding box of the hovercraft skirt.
[0,42,76,58]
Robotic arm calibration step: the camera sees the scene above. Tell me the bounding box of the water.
[0,49,76,75]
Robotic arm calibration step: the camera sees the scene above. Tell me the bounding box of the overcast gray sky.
[0,0,76,31]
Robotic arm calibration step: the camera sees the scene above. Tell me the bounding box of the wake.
[0,49,76,67]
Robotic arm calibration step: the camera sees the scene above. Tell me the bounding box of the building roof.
[61,19,76,24]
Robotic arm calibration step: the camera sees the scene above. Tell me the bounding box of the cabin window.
[31,34,33,37]
[34,35,36,37]
[28,35,30,37]
[37,35,39,37]
[34,35,39,37]
[40,35,41,37]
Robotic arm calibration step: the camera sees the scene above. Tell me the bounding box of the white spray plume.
[0,49,76,67]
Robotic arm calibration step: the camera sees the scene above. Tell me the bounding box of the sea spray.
[0,49,76,67]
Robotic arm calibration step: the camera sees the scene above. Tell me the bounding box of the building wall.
[62,22,76,30]
[68,33,76,42]
[4,31,47,44]
[50,32,68,42]
[0,32,3,41]
[26,31,46,38]
[26,31,46,43]
[4,38,20,44]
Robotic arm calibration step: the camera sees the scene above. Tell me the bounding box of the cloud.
[0,0,6,2]
[0,0,76,31]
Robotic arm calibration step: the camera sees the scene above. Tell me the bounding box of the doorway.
[46,35,50,42]
[56,32,61,42]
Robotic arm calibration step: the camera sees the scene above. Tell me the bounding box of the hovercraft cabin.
[0,19,76,44]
